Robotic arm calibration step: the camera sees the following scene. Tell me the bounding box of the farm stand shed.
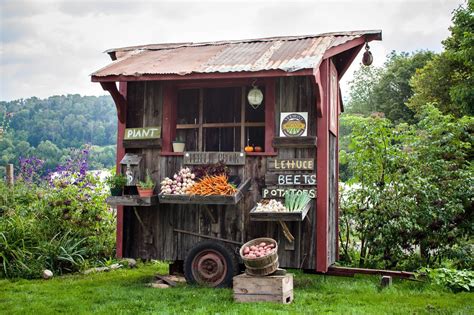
[91,30,382,282]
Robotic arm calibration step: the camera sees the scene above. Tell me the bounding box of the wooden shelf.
[246,152,278,157]
[106,195,158,207]
[123,139,162,149]
[272,136,317,149]
[249,201,311,222]
[159,178,251,205]
[160,152,185,156]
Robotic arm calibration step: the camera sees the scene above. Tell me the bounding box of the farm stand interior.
[92,30,382,282]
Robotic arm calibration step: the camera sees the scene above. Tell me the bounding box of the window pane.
[177,89,199,124]
[203,88,241,123]
[245,126,265,150]
[176,128,199,151]
[204,127,240,152]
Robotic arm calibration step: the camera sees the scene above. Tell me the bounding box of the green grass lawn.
[1,262,472,315]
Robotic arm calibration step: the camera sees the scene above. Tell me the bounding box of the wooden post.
[6,164,14,186]
[381,276,392,288]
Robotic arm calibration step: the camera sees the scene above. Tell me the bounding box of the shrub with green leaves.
[0,154,115,279]
[339,104,473,270]
[420,268,474,292]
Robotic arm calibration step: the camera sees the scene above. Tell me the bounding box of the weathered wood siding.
[122,77,318,269]
[328,133,337,266]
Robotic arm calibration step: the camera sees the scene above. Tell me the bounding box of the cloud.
[0,0,465,101]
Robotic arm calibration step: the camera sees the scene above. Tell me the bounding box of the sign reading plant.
[124,127,161,140]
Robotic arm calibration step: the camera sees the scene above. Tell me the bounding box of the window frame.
[161,78,276,156]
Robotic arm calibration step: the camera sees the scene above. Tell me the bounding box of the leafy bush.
[339,105,473,270]
[420,268,474,292]
[0,152,115,279]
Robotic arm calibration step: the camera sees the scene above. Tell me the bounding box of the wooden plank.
[106,195,158,207]
[264,78,276,154]
[123,139,162,149]
[184,151,245,165]
[249,202,311,222]
[267,158,315,171]
[173,229,243,245]
[124,127,161,140]
[115,81,128,258]
[6,164,14,186]
[326,266,416,279]
[316,58,330,272]
[198,88,203,151]
[272,136,317,148]
[265,173,316,186]
[91,68,314,83]
[233,274,293,304]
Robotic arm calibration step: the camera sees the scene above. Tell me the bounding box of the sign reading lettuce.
[279,112,308,137]
[124,127,161,140]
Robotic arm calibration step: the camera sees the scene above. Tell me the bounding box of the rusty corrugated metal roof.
[92,30,381,78]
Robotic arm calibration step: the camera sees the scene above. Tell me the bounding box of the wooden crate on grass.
[233,273,293,304]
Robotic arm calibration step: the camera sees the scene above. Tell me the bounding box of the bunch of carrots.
[188,174,237,196]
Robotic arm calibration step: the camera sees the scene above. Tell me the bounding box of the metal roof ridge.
[104,30,382,53]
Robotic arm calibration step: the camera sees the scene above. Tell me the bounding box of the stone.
[84,267,109,274]
[42,269,53,279]
[167,275,186,283]
[151,283,170,289]
[109,263,122,270]
[122,258,137,268]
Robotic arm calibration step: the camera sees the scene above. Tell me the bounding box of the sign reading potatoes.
[280,112,308,137]
[124,127,161,140]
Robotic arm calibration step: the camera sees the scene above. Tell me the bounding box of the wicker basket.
[240,238,279,276]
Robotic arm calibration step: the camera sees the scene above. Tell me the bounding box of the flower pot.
[172,141,185,152]
[137,187,154,197]
[110,187,123,196]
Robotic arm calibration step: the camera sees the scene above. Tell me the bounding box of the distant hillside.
[0,94,117,174]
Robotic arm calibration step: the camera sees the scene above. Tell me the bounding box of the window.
[175,87,267,152]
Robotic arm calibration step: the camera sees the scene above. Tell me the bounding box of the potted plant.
[172,134,186,152]
[106,173,127,196]
[137,170,155,197]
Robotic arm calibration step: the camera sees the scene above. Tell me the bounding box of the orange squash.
[244,146,254,152]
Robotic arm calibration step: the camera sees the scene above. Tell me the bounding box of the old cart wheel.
[184,241,238,288]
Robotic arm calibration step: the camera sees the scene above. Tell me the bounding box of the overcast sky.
[0,0,464,101]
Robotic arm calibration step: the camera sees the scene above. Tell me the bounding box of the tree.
[409,1,474,117]
[339,106,473,270]
[345,65,382,115]
[372,51,434,123]
[345,51,433,123]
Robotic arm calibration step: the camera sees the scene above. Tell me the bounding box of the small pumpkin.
[254,146,263,152]
[244,146,254,152]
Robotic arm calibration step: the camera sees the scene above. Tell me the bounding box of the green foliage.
[138,170,155,189]
[345,65,382,115]
[106,173,127,189]
[421,267,474,292]
[0,95,117,174]
[346,51,433,123]
[409,1,474,117]
[339,105,473,270]
[1,263,473,314]
[0,175,115,279]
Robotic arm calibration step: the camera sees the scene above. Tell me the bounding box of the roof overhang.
[91,30,382,83]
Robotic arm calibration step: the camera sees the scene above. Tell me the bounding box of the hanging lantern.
[362,42,373,66]
[247,81,263,109]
